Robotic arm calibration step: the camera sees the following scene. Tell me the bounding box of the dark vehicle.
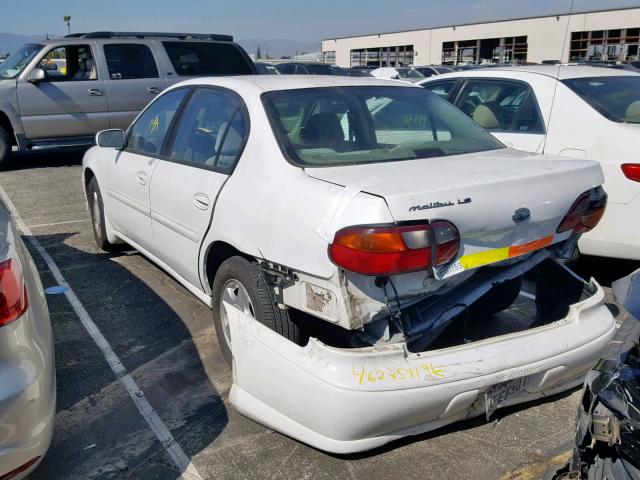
[414,65,454,77]
[553,269,640,480]
[345,68,373,77]
[274,62,349,76]
[254,62,279,74]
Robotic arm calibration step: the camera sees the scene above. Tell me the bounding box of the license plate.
[485,376,528,420]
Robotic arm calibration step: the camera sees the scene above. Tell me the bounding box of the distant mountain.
[0,33,52,56]
[237,38,320,59]
[0,33,320,60]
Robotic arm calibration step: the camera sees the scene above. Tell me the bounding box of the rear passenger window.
[168,88,247,172]
[162,42,253,76]
[422,80,457,99]
[104,44,159,79]
[127,88,189,155]
[455,80,544,133]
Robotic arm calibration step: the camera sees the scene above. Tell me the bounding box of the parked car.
[370,66,424,82]
[0,31,255,168]
[420,66,640,261]
[254,62,279,74]
[274,62,349,76]
[0,200,55,479]
[345,67,373,77]
[83,75,614,454]
[414,65,454,77]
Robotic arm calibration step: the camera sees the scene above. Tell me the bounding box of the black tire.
[212,256,301,365]
[0,126,12,170]
[87,177,118,252]
[470,276,523,319]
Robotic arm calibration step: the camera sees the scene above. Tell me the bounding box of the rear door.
[149,87,248,287]
[452,78,546,152]
[105,87,190,252]
[101,42,167,130]
[16,42,109,139]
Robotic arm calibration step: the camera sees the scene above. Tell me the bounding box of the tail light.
[621,163,640,183]
[0,258,29,327]
[556,187,607,234]
[328,221,459,276]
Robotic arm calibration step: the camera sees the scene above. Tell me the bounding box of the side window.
[38,44,97,81]
[278,64,295,74]
[162,41,253,76]
[295,65,308,74]
[168,88,247,172]
[422,80,457,99]
[455,80,544,133]
[127,88,189,155]
[104,44,159,79]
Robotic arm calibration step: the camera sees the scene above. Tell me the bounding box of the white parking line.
[519,291,536,301]
[27,219,88,229]
[0,184,203,480]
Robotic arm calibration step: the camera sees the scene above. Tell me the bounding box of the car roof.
[429,64,640,81]
[173,75,416,93]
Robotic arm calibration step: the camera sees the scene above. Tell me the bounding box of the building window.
[349,45,414,68]
[569,28,640,62]
[441,37,528,65]
[323,51,336,64]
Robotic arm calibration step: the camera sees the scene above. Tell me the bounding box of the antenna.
[541,0,575,153]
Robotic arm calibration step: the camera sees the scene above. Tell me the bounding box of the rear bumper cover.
[228,280,616,454]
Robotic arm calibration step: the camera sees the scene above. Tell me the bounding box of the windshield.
[396,68,424,79]
[563,76,640,124]
[306,64,349,76]
[262,86,504,167]
[0,44,42,79]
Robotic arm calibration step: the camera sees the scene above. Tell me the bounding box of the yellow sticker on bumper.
[457,235,555,271]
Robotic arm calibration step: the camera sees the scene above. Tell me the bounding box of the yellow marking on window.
[150,115,160,134]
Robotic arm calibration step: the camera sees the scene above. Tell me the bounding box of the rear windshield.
[262,86,504,167]
[396,68,423,79]
[162,41,253,76]
[305,64,349,76]
[563,76,640,124]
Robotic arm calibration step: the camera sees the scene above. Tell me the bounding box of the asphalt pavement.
[1,150,638,480]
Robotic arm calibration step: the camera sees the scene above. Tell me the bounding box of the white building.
[321,6,640,67]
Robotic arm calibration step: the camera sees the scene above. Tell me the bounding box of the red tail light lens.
[556,187,607,234]
[0,258,29,327]
[328,221,459,275]
[621,163,640,183]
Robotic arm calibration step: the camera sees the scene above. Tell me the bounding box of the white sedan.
[420,65,640,260]
[83,75,614,453]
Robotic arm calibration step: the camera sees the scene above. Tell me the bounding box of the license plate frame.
[485,376,528,420]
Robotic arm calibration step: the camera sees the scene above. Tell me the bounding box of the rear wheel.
[212,256,302,365]
[0,126,12,170]
[87,177,118,252]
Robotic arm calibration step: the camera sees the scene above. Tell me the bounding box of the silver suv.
[0,32,255,168]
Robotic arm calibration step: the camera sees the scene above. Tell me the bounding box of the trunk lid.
[307,148,604,278]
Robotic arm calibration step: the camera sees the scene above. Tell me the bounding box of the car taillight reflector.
[621,163,640,183]
[328,221,459,276]
[0,258,29,327]
[556,187,607,235]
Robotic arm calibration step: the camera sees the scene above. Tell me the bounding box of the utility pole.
[63,16,71,35]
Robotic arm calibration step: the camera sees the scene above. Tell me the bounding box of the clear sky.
[2,0,639,41]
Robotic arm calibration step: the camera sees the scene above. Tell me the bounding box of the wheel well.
[205,241,252,287]
[83,168,95,196]
[0,112,16,146]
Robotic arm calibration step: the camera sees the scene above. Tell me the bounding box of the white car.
[419,66,640,260]
[83,75,615,454]
[370,66,424,83]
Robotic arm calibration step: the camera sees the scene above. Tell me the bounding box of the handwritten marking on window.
[149,115,160,134]
[352,363,447,385]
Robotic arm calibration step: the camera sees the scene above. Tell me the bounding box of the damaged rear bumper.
[227,279,616,454]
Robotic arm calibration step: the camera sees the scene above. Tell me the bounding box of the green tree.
[256,44,262,60]
[63,16,71,35]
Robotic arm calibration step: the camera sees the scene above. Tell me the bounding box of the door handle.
[136,171,147,185]
[88,88,104,96]
[147,86,161,94]
[192,193,210,210]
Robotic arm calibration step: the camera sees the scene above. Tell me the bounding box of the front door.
[16,43,109,139]
[149,87,248,287]
[105,87,190,252]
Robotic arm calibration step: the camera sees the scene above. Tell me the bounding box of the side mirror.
[28,68,46,84]
[96,129,125,149]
